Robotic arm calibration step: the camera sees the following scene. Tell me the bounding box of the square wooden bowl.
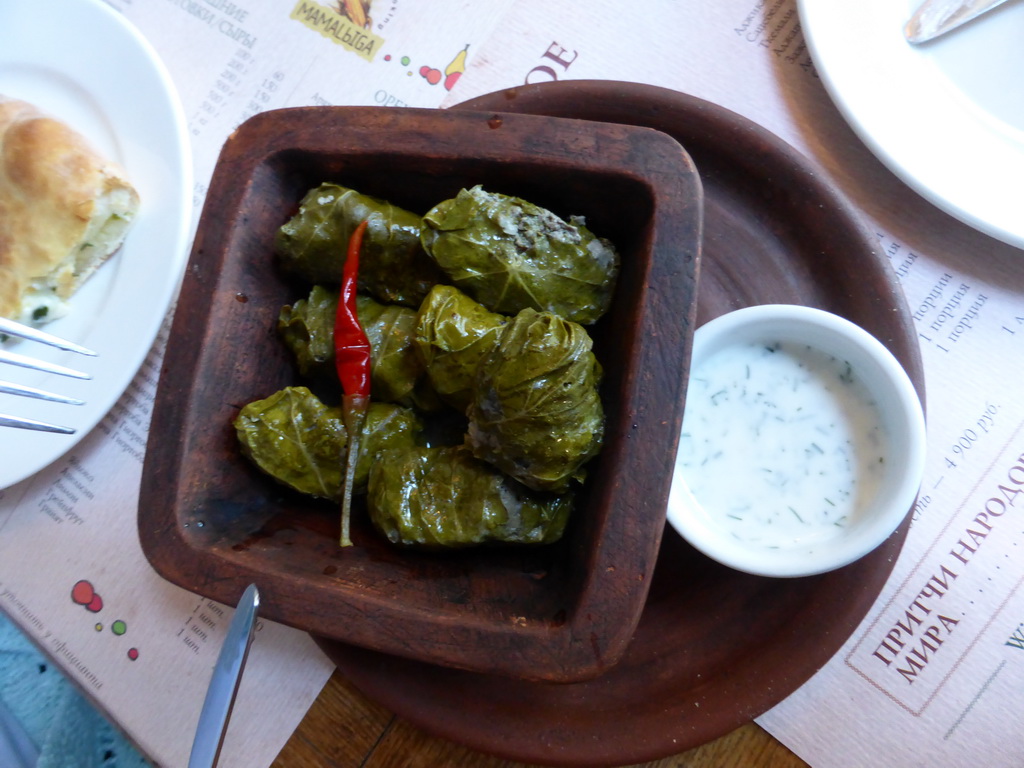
[138,106,702,682]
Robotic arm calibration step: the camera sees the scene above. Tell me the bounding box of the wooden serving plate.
[138,106,703,683]
[313,82,926,766]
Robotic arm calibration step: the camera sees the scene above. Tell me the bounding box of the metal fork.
[0,316,96,434]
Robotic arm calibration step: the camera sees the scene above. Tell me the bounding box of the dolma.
[367,445,574,548]
[234,386,422,500]
[277,285,337,382]
[278,286,439,412]
[358,294,441,412]
[274,183,441,307]
[414,284,507,412]
[420,185,619,325]
[467,308,604,493]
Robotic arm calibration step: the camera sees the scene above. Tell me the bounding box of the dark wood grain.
[309,81,925,767]
[139,106,703,683]
[272,671,809,768]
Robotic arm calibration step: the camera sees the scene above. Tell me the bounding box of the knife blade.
[188,584,260,768]
[905,0,1013,43]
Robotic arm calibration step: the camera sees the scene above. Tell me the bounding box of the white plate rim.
[0,0,192,489]
[797,0,1024,251]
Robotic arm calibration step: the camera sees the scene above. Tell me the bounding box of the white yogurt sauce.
[675,340,888,550]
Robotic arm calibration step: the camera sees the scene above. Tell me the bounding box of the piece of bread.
[0,95,139,323]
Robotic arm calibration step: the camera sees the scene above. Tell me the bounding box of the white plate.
[798,0,1024,250]
[0,0,192,489]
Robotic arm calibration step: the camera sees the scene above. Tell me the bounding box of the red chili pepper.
[334,220,371,398]
[335,220,371,547]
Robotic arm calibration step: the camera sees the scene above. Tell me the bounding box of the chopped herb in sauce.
[675,340,888,549]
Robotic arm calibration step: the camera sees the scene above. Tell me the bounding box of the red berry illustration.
[71,580,94,605]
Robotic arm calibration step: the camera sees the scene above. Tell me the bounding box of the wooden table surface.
[273,670,809,768]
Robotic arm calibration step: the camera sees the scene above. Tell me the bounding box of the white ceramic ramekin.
[667,304,926,578]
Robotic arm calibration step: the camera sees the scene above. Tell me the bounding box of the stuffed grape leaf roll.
[467,308,604,493]
[235,386,422,500]
[276,285,337,382]
[357,294,442,412]
[414,284,507,412]
[420,185,619,325]
[367,445,573,547]
[274,183,441,307]
[278,286,440,412]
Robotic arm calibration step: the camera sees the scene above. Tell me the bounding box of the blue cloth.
[0,612,151,768]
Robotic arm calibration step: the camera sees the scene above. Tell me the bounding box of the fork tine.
[0,348,91,379]
[0,317,97,356]
[0,319,92,433]
[0,413,76,434]
[0,379,85,405]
